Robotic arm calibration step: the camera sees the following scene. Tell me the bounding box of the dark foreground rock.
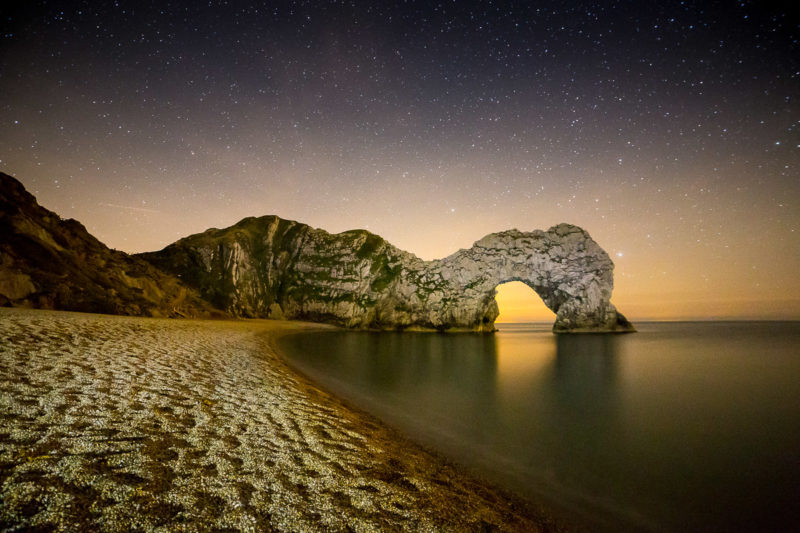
[0,173,218,318]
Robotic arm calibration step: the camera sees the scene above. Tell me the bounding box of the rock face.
[0,172,631,332]
[0,173,219,317]
[141,216,633,333]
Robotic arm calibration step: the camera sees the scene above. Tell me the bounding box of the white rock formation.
[140,217,634,333]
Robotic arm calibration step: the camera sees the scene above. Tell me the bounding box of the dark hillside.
[0,172,221,317]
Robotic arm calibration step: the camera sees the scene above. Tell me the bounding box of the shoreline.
[269,329,585,530]
[0,308,570,532]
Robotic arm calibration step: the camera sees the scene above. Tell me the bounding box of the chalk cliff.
[140,216,633,332]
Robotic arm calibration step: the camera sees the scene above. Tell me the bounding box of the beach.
[0,308,565,532]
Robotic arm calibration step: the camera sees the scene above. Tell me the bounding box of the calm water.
[278,322,800,532]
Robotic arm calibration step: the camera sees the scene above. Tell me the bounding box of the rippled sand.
[0,308,564,532]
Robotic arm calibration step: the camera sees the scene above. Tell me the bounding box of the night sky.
[1,1,798,320]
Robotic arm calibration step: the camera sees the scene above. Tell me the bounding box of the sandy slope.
[0,308,565,532]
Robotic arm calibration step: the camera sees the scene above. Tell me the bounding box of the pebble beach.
[0,308,565,532]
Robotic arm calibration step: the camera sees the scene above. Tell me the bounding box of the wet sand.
[0,308,567,532]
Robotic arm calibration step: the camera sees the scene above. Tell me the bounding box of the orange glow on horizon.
[493,281,800,323]
[494,281,555,323]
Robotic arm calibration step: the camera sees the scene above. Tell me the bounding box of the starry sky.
[1,1,798,320]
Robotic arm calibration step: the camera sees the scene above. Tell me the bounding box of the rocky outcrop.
[0,173,220,318]
[141,216,633,333]
[0,172,631,331]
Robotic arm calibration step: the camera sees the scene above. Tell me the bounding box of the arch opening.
[494,281,556,324]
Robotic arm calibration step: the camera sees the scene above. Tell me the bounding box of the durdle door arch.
[141,217,634,333]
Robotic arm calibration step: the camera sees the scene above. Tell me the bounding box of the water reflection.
[551,334,619,422]
[283,332,502,436]
[305,331,499,392]
[554,333,618,382]
[279,323,800,532]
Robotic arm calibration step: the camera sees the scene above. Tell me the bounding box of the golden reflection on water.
[493,281,558,394]
[493,326,555,396]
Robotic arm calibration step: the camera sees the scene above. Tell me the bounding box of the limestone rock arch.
[142,217,634,333]
[406,224,634,332]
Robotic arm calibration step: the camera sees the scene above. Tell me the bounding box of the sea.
[278,321,800,532]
